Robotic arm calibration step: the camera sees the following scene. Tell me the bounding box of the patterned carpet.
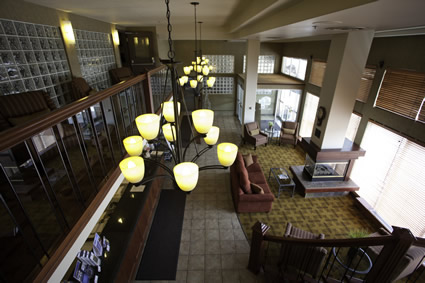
[236,141,378,240]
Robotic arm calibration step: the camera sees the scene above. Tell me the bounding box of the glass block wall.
[204,55,234,73]
[243,55,275,74]
[0,19,71,107]
[204,77,234,95]
[74,29,116,91]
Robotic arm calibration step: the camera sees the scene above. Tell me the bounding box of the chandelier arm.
[143,157,174,177]
[190,145,213,163]
[137,174,176,186]
[182,133,207,161]
[199,165,229,171]
[148,138,178,165]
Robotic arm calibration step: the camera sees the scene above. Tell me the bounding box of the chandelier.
[119,0,238,192]
[178,2,216,109]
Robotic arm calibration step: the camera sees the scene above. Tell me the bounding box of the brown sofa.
[230,152,274,213]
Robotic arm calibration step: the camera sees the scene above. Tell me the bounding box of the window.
[256,89,274,113]
[299,92,319,137]
[374,69,425,123]
[204,55,234,73]
[351,122,425,237]
[204,77,234,95]
[281,56,307,80]
[277,89,301,122]
[356,67,376,103]
[345,113,362,142]
[309,60,327,87]
[242,55,275,74]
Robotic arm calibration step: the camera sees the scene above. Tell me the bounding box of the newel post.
[366,227,416,282]
[248,221,270,274]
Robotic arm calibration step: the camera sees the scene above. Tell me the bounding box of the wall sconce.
[112,30,120,45]
[61,20,75,44]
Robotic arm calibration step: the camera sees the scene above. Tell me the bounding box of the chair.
[243,122,268,150]
[0,90,77,165]
[279,121,299,148]
[71,77,97,101]
[368,228,425,282]
[279,222,327,279]
[109,67,134,85]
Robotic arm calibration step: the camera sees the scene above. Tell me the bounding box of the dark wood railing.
[248,221,425,282]
[0,65,171,282]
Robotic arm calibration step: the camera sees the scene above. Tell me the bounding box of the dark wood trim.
[34,165,122,282]
[143,72,154,113]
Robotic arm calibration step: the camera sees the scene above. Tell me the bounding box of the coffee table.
[268,167,295,198]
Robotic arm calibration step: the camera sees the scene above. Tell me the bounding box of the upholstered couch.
[230,152,274,213]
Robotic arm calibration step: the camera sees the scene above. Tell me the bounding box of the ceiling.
[25,0,425,41]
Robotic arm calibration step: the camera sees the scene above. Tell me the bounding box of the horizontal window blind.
[299,92,319,137]
[351,122,425,237]
[375,69,425,122]
[376,139,425,237]
[309,60,326,87]
[356,67,376,103]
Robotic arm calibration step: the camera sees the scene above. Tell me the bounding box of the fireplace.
[300,138,365,182]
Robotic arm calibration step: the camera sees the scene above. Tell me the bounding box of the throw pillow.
[251,183,264,194]
[250,129,260,136]
[239,166,252,194]
[243,154,254,167]
[283,128,295,135]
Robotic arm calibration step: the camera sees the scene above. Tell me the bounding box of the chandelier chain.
[165,0,175,60]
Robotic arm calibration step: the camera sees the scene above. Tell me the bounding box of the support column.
[311,30,374,149]
[242,39,260,131]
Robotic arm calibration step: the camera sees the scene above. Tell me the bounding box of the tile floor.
[136,111,265,283]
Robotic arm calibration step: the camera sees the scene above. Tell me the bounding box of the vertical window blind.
[356,67,376,103]
[351,122,425,237]
[374,69,425,122]
[309,60,327,87]
[299,92,319,137]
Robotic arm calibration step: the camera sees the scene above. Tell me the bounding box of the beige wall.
[0,0,120,76]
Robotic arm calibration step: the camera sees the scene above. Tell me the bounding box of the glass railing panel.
[0,189,44,282]
[33,125,85,228]
[0,142,66,258]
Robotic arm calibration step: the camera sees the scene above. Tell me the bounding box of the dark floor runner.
[135,189,186,280]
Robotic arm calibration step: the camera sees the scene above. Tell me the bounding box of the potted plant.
[347,229,369,259]
[268,121,273,130]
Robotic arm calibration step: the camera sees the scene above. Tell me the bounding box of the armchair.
[368,228,425,282]
[109,67,134,85]
[71,77,97,101]
[279,121,299,148]
[279,222,327,279]
[243,122,268,150]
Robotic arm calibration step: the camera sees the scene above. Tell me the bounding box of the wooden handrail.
[0,65,166,152]
[263,234,395,247]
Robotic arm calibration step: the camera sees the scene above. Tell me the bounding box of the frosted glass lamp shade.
[202,66,210,76]
[190,80,198,88]
[182,76,189,83]
[205,59,209,64]
[207,77,216,87]
[162,101,180,122]
[204,126,219,145]
[173,162,199,192]
[123,136,143,156]
[120,156,145,183]
[179,77,186,86]
[183,66,191,75]
[197,75,203,82]
[217,143,238,167]
[196,57,201,64]
[136,114,160,140]
[192,109,214,134]
[162,123,177,142]
[196,65,202,73]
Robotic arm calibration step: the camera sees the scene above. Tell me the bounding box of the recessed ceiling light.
[312,21,343,25]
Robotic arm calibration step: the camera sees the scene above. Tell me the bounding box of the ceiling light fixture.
[119,0,238,193]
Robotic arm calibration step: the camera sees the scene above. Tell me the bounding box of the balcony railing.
[0,65,170,282]
[248,222,425,282]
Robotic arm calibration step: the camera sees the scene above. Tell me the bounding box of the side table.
[268,167,296,198]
